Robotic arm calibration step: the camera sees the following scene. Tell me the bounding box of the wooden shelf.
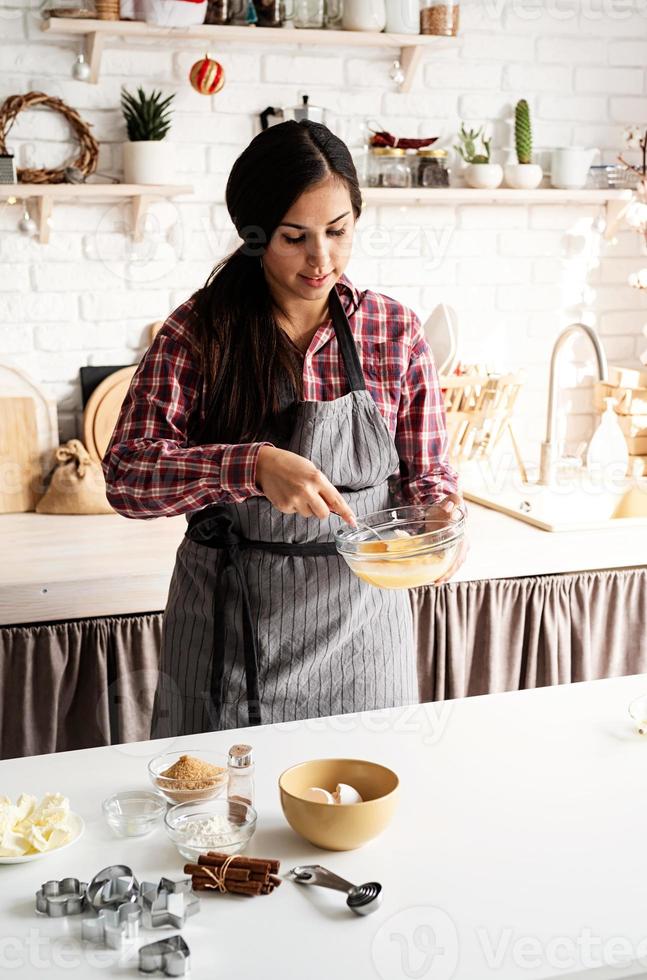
[361,186,633,232]
[1,183,193,243]
[41,16,455,91]
[361,187,633,205]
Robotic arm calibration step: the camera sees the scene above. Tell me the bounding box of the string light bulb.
[72,53,91,82]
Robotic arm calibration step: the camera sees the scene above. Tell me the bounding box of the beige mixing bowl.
[279,758,399,851]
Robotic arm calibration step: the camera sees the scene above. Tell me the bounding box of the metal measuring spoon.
[289,865,382,916]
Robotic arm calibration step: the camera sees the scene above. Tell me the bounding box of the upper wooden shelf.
[41,16,456,91]
[0,182,193,243]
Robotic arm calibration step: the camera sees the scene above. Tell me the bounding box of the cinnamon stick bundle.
[198,852,280,874]
[185,852,282,898]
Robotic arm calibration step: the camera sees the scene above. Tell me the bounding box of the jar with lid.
[368,147,413,188]
[420,0,459,35]
[227,743,255,807]
[416,148,450,187]
[294,0,325,27]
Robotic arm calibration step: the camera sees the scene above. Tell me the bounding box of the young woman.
[103,120,465,737]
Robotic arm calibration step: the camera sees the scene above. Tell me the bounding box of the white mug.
[342,0,386,31]
[384,0,419,33]
[550,147,599,190]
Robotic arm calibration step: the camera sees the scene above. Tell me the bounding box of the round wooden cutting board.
[83,366,137,463]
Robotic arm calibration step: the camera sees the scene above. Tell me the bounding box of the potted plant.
[505,99,543,190]
[454,123,503,189]
[121,87,176,185]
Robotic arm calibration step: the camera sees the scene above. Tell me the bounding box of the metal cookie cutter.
[35,878,87,917]
[289,865,383,915]
[138,877,200,929]
[138,935,190,977]
[87,864,139,911]
[81,902,142,950]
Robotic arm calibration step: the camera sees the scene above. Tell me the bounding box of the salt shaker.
[227,744,255,806]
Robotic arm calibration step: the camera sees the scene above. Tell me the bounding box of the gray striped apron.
[151,287,417,737]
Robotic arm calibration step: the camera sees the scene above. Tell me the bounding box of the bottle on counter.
[227,744,255,806]
[585,397,629,479]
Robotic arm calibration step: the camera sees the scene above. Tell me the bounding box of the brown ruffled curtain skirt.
[1,568,646,759]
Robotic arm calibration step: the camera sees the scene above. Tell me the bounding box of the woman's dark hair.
[193,119,362,445]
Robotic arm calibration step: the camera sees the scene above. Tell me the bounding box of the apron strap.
[329,287,367,393]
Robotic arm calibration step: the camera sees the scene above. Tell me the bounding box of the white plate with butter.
[0,812,85,864]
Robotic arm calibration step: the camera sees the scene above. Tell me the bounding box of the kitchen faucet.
[538,322,608,486]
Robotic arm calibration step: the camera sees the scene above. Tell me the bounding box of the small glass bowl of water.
[102,790,166,838]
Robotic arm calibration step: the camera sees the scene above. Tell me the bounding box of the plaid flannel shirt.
[103,274,458,519]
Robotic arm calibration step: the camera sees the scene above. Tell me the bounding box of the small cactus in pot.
[454,122,503,189]
[505,99,543,189]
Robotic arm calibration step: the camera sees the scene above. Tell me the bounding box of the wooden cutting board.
[0,398,41,513]
[83,366,137,463]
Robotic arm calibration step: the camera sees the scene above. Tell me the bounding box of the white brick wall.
[0,0,646,456]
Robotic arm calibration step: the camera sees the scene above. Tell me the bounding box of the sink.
[463,474,647,532]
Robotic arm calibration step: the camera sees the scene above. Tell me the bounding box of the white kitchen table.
[2,674,647,980]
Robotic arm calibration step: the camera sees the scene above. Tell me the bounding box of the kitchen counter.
[1,505,646,625]
[1,673,647,980]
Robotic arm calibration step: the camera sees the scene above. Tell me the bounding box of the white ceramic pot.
[550,147,599,190]
[464,163,503,189]
[123,141,176,185]
[504,163,543,190]
[384,0,419,32]
[342,0,386,31]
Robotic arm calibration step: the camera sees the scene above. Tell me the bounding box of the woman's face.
[263,176,356,305]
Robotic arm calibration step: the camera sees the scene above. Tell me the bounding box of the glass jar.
[416,148,450,187]
[205,0,229,23]
[294,0,325,27]
[323,0,343,26]
[254,0,284,24]
[368,147,412,188]
[43,0,96,16]
[227,744,255,807]
[420,0,459,35]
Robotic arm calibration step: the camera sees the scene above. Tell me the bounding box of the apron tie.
[188,512,339,727]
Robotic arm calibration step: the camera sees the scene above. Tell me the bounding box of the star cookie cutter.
[138,935,190,977]
[35,878,87,917]
[81,902,142,950]
[87,864,139,911]
[138,877,200,929]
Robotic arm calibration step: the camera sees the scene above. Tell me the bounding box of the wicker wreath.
[0,91,99,184]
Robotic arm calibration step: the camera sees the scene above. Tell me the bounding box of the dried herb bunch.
[121,87,175,142]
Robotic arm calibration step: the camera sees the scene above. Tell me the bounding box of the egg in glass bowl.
[335,502,466,590]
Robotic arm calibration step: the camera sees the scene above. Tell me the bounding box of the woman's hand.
[255,446,356,525]
[428,492,468,585]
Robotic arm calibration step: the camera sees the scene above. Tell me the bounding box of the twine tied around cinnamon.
[199,855,241,893]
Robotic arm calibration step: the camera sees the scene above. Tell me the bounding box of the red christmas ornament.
[189,54,226,96]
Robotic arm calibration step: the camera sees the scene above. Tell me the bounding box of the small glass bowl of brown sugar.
[148,750,229,805]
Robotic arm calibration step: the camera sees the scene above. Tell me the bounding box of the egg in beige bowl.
[278,759,399,851]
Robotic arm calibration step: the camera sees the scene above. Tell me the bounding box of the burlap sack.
[35,439,114,515]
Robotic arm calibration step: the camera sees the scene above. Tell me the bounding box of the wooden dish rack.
[439,368,527,480]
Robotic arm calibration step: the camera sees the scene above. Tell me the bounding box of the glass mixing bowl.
[335,503,466,589]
